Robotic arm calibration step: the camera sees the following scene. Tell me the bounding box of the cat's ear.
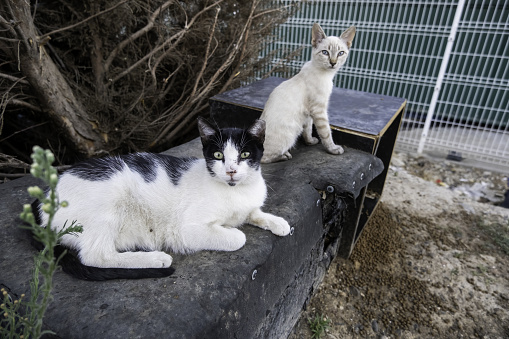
[340,26,356,49]
[312,23,327,48]
[247,119,265,143]
[197,117,217,142]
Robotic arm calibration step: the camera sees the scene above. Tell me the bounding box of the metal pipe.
[417,0,467,154]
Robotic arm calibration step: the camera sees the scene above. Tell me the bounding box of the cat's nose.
[330,61,336,67]
[226,164,237,176]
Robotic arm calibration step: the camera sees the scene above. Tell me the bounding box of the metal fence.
[260,0,509,171]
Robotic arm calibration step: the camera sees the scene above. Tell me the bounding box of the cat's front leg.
[261,152,292,163]
[181,223,246,252]
[311,112,344,155]
[248,208,291,236]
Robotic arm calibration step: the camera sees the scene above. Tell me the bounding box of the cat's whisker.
[260,172,278,177]
[265,182,276,193]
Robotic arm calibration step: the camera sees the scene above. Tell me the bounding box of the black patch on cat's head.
[197,118,265,176]
[197,116,218,143]
[246,119,265,144]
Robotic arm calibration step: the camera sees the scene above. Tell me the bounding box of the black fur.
[66,156,124,181]
[155,155,197,185]
[53,245,175,281]
[66,153,197,185]
[199,119,265,177]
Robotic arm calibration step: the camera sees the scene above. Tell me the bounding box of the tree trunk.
[4,1,108,157]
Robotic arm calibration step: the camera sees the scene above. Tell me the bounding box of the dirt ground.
[290,152,509,339]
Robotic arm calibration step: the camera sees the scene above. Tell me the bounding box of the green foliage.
[308,313,331,339]
[0,146,82,339]
[478,219,509,255]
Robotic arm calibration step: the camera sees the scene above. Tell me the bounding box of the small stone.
[371,319,379,332]
[391,156,405,167]
[349,286,360,297]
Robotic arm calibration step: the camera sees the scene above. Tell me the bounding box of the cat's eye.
[321,50,329,56]
[338,51,345,56]
[213,152,223,160]
[240,152,250,159]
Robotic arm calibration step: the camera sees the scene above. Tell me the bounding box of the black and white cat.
[35,118,291,280]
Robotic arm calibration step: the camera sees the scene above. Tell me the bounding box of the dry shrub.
[0,0,298,175]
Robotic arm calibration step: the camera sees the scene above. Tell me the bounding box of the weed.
[308,313,331,339]
[0,146,82,339]
[476,265,488,275]
[476,218,509,255]
[452,252,463,259]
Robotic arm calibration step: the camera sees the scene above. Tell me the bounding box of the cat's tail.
[29,200,175,281]
[53,245,175,281]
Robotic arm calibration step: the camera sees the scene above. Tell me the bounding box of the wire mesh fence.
[259,0,509,171]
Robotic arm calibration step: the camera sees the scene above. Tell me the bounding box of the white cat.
[261,23,356,163]
[35,118,291,280]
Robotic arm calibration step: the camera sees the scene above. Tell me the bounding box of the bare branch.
[193,1,258,103]
[108,30,185,85]
[107,0,224,86]
[159,101,209,144]
[251,4,294,20]
[0,121,48,143]
[0,14,16,35]
[0,36,21,43]
[5,98,42,112]
[0,153,29,170]
[0,0,295,160]
[190,6,220,98]
[40,0,128,40]
[103,0,174,72]
[149,1,259,148]
[0,72,29,85]
[0,172,29,178]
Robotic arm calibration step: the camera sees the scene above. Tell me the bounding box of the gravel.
[289,152,509,339]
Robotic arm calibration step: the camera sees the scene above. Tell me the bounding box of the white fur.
[261,24,356,163]
[40,140,290,269]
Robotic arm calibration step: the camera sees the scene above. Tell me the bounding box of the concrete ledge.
[0,141,383,338]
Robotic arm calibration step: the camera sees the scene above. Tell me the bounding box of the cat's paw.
[262,153,291,163]
[146,251,173,268]
[327,144,344,155]
[223,228,247,251]
[283,151,293,160]
[305,137,320,145]
[267,216,291,236]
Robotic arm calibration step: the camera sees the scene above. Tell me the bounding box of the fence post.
[417,0,467,154]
